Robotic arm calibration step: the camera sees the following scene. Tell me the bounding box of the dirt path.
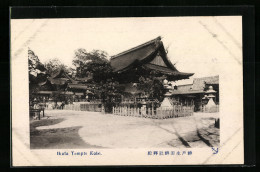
[30,110,219,149]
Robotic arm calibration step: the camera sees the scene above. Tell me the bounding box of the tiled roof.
[177,84,193,91]
[205,81,219,85]
[171,90,205,95]
[111,37,162,59]
[192,75,219,90]
[110,36,194,80]
[171,75,219,95]
[110,37,162,72]
[50,69,78,84]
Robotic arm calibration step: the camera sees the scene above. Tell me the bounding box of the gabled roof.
[176,84,193,92]
[171,75,219,95]
[205,80,219,85]
[111,37,162,59]
[192,75,219,91]
[52,68,73,80]
[171,90,205,95]
[110,36,194,80]
[48,68,78,85]
[110,37,163,72]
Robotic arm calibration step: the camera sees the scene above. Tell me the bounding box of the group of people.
[45,101,65,110]
[29,99,41,110]
[30,98,66,110]
[29,99,43,120]
[30,99,67,120]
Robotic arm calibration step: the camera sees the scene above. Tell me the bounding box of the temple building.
[110,36,194,106]
[170,75,219,112]
[32,36,195,110]
[110,36,193,81]
[33,68,94,103]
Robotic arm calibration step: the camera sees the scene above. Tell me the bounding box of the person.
[33,99,40,119]
[57,102,62,109]
[29,101,33,109]
[33,99,40,109]
[61,101,65,110]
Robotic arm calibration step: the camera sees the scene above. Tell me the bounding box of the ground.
[30,110,219,149]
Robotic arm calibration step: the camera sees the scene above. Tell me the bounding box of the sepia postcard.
[11,16,244,166]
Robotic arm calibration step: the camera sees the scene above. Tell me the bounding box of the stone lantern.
[160,80,173,109]
[205,86,217,109]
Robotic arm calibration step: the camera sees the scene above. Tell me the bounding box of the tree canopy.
[28,49,49,91]
[44,58,72,76]
[73,49,112,83]
[137,75,166,102]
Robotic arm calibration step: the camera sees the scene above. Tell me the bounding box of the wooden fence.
[112,105,194,119]
[64,103,104,112]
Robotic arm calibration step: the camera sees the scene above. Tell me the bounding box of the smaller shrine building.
[170,75,219,112]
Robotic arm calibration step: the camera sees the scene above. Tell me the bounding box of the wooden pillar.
[38,111,40,120]
[200,94,203,112]
[102,104,105,114]
[152,102,154,117]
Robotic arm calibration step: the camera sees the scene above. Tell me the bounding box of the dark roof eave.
[168,72,194,79]
[113,65,194,80]
[143,63,194,79]
[168,72,194,77]
[33,91,74,95]
[171,90,205,95]
[68,84,89,90]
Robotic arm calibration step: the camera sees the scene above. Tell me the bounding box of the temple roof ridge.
[110,36,162,59]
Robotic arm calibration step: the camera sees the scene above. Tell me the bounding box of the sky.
[11,16,242,85]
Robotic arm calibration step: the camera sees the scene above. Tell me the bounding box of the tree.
[73,49,110,81]
[28,49,48,93]
[73,49,123,112]
[137,72,166,102]
[116,66,167,102]
[44,58,72,76]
